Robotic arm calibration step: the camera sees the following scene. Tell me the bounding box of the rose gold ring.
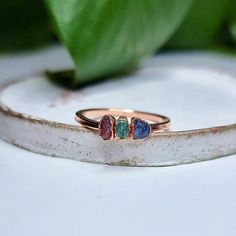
[75,108,170,141]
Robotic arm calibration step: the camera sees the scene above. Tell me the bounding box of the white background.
[0,47,236,236]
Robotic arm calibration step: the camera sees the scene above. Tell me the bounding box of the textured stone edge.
[0,79,236,166]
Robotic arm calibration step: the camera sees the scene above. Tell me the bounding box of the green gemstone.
[116,118,129,139]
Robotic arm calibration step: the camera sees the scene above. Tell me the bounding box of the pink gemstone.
[100,129,112,141]
[100,115,113,140]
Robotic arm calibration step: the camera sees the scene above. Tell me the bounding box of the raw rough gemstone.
[116,118,129,139]
[133,118,150,140]
[100,115,113,140]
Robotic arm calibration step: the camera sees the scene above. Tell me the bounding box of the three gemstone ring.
[75,108,171,141]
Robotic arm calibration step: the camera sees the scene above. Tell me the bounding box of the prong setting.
[99,115,151,141]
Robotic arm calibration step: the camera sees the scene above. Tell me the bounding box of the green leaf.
[44,0,193,84]
[0,0,53,52]
[167,0,229,49]
[228,0,236,44]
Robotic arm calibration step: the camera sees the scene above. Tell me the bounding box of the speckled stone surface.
[0,48,236,236]
[0,52,236,166]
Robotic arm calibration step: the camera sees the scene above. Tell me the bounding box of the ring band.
[75,108,171,141]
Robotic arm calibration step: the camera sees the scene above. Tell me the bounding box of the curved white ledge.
[0,54,236,166]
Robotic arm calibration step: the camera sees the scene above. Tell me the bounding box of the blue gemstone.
[133,118,150,140]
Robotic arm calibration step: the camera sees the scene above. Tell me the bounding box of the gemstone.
[132,118,150,140]
[99,115,114,140]
[116,117,129,139]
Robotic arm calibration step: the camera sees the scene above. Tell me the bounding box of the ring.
[75,108,171,141]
